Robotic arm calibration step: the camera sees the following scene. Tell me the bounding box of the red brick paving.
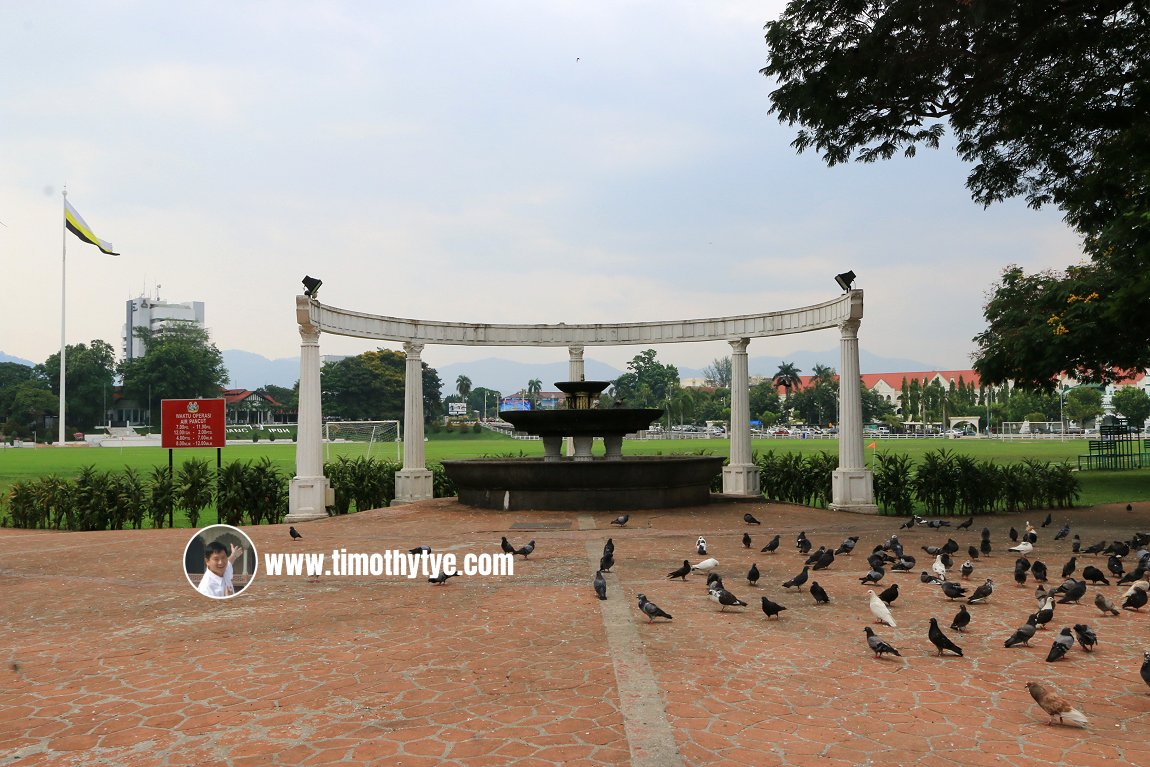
[3,500,1150,765]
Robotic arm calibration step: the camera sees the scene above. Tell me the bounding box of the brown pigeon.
[1025,682,1088,726]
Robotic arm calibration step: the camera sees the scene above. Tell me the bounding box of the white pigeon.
[1009,541,1034,555]
[932,555,947,581]
[691,557,720,572]
[1121,579,1149,599]
[867,589,897,627]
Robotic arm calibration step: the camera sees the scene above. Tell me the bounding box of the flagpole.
[59,188,67,445]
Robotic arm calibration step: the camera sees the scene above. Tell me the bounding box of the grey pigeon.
[760,595,787,619]
[428,571,460,585]
[941,581,967,600]
[599,551,614,573]
[859,564,885,585]
[950,604,971,632]
[611,514,629,527]
[1072,623,1096,652]
[1072,534,1081,553]
[709,586,748,611]
[515,540,536,559]
[744,512,760,525]
[809,581,830,605]
[667,560,691,580]
[1004,614,1039,648]
[864,626,901,658]
[1045,627,1074,662]
[928,617,964,656]
[1093,592,1120,616]
[593,570,607,600]
[636,593,672,623]
[834,536,859,556]
[1054,523,1070,540]
[289,526,302,540]
[1057,579,1087,604]
[967,578,994,604]
[603,538,614,556]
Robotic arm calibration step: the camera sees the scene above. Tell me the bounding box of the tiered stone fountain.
[443,381,724,510]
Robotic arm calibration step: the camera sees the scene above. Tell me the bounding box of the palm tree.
[773,362,803,401]
[527,378,543,409]
[456,375,472,406]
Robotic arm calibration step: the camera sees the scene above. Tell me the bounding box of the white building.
[122,293,205,360]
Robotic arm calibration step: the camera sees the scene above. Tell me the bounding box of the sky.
[0,1,1085,377]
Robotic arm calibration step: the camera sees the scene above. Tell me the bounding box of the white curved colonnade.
[287,291,876,520]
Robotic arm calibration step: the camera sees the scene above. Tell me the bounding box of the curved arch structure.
[288,291,877,519]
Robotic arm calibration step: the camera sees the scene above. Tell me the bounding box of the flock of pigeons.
[592,510,1150,728]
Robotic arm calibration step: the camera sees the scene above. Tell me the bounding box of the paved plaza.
[3,499,1150,766]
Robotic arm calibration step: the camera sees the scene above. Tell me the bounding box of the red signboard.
[161,398,227,448]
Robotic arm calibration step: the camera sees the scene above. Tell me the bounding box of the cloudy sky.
[1,1,1083,376]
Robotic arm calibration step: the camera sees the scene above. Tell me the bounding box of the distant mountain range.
[4,348,950,393]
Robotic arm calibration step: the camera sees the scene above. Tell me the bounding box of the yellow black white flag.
[64,199,119,255]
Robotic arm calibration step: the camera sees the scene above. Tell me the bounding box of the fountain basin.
[442,455,725,511]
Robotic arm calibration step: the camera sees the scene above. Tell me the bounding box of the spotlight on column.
[834,271,856,292]
[302,275,323,298]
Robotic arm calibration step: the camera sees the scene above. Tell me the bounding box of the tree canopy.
[38,340,117,431]
[764,2,1150,386]
[320,349,442,423]
[610,350,679,408]
[119,325,229,425]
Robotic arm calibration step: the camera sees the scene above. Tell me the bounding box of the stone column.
[722,338,760,496]
[831,316,878,513]
[568,345,585,382]
[393,341,433,505]
[287,300,331,522]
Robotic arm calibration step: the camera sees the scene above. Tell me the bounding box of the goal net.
[324,420,401,462]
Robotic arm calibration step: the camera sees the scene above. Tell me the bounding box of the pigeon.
[691,557,719,573]
[859,564,885,585]
[760,595,787,619]
[928,617,964,656]
[797,537,812,555]
[515,540,536,559]
[932,555,948,581]
[1071,535,1081,553]
[1141,652,1150,691]
[812,548,835,571]
[877,583,899,607]
[747,563,760,586]
[966,545,980,562]
[864,626,901,658]
[795,530,809,550]
[603,538,614,556]
[289,526,303,540]
[1004,614,1039,647]
[696,536,708,555]
[636,594,672,623]
[957,516,973,530]
[1122,588,1148,611]
[1121,580,1149,599]
[410,545,432,555]
[1107,555,1125,578]
[980,538,992,556]
[1046,627,1074,662]
[782,566,809,591]
[834,536,859,556]
[742,532,752,548]
[744,512,761,525]
[599,551,614,573]
[1056,579,1087,604]
[705,573,724,593]
[942,538,960,555]
[709,586,748,611]
[761,534,781,554]
[960,560,974,579]
[1081,565,1109,585]
[950,604,971,632]
[500,536,516,555]
[899,515,917,529]
[1009,541,1034,556]
[1072,623,1096,652]
[1042,513,1052,528]
[1061,557,1077,579]
[611,514,630,527]
[810,581,830,605]
[1031,561,1048,583]
[1083,539,1107,555]
[428,571,460,585]
[1035,596,1056,629]
[593,570,607,600]
[1093,592,1120,616]
[1054,523,1070,541]
[1025,681,1088,726]
[927,519,951,529]
[892,555,916,572]
[1035,584,1049,608]
[667,560,692,581]
[1013,559,1030,587]
[1010,526,1019,543]
[967,578,994,604]
[867,590,897,627]
[941,581,968,600]
[920,571,944,586]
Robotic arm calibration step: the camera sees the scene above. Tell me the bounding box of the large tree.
[763,2,1150,386]
[772,362,803,401]
[319,349,442,423]
[38,340,118,431]
[119,324,229,424]
[610,350,679,408]
[702,357,733,389]
[1110,386,1150,430]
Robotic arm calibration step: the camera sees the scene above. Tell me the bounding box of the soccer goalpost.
[324,420,402,462]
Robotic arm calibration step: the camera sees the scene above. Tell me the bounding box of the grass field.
[3,434,1148,518]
